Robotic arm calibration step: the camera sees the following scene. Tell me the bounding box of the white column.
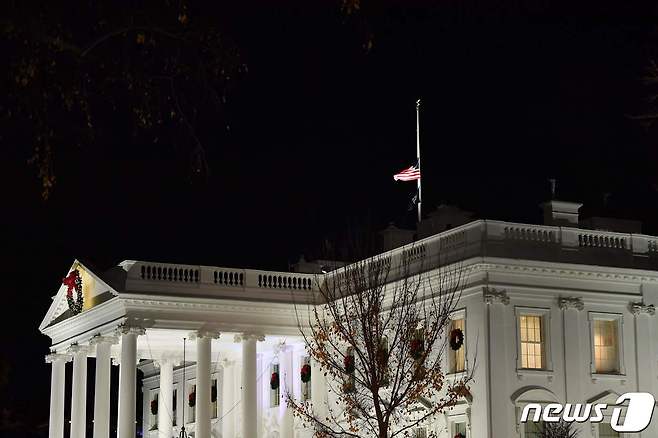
[69,345,88,438]
[196,336,211,438]
[631,303,658,437]
[117,325,144,438]
[46,353,70,438]
[221,360,236,438]
[239,334,260,438]
[484,290,513,438]
[157,359,175,438]
[91,336,117,438]
[279,345,294,438]
[310,357,328,422]
[559,298,584,402]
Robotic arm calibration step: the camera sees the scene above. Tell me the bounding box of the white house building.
[40,200,658,438]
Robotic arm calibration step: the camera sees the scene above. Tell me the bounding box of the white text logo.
[519,392,655,432]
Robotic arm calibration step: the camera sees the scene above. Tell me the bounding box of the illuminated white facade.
[40,201,658,438]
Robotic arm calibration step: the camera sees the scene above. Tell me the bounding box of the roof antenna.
[179,338,188,438]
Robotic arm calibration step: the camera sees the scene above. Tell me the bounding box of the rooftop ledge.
[116,219,658,296]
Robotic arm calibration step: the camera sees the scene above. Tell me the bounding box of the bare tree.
[288,245,473,438]
[3,1,244,199]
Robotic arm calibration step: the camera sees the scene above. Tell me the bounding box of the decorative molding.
[234,333,265,343]
[116,323,146,336]
[630,302,656,316]
[190,329,221,340]
[89,334,119,346]
[483,287,509,305]
[45,353,71,363]
[477,260,658,284]
[153,354,183,367]
[67,343,88,355]
[558,297,584,311]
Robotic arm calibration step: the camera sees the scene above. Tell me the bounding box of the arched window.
[512,386,559,438]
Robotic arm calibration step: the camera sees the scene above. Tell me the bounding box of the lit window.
[449,317,466,373]
[594,319,619,374]
[519,315,544,369]
[598,423,620,438]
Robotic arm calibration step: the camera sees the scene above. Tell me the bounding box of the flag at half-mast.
[393,164,420,181]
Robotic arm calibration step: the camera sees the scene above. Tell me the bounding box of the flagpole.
[416,99,422,223]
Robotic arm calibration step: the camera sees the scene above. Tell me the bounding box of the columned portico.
[194,330,220,438]
[236,333,263,438]
[117,325,145,438]
[69,344,88,438]
[310,357,328,421]
[46,353,70,438]
[221,359,236,438]
[279,344,294,438]
[91,336,117,438]
[155,357,176,438]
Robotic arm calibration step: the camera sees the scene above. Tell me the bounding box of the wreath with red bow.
[454,433,465,438]
[150,399,158,415]
[344,355,355,374]
[188,391,196,407]
[410,338,424,360]
[449,328,464,351]
[270,372,280,390]
[300,364,311,383]
[62,269,83,315]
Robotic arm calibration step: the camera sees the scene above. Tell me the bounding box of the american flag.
[393,164,420,181]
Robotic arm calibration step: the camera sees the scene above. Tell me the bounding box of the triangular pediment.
[39,260,119,331]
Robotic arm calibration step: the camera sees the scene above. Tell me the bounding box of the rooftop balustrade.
[118,220,658,299]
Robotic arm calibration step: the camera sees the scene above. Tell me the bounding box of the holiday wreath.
[449,328,464,351]
[344,355,355,374]
[410,338,424,360]
[454,433,465,438]
[211,384,217,403]
[188,391,196,407]
[270,372,280,390]
[300,364,311,383]
[150,399,158,415]
[62,269,83,315]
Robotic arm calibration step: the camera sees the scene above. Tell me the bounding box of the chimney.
[379,223,415,251]
[540,200,582,226]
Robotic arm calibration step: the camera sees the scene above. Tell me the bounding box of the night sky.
[3,1,658,435]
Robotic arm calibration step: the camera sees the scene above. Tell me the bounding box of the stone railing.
[122,261,317,298]
[121,220,658,298]
[341,220,658,282]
